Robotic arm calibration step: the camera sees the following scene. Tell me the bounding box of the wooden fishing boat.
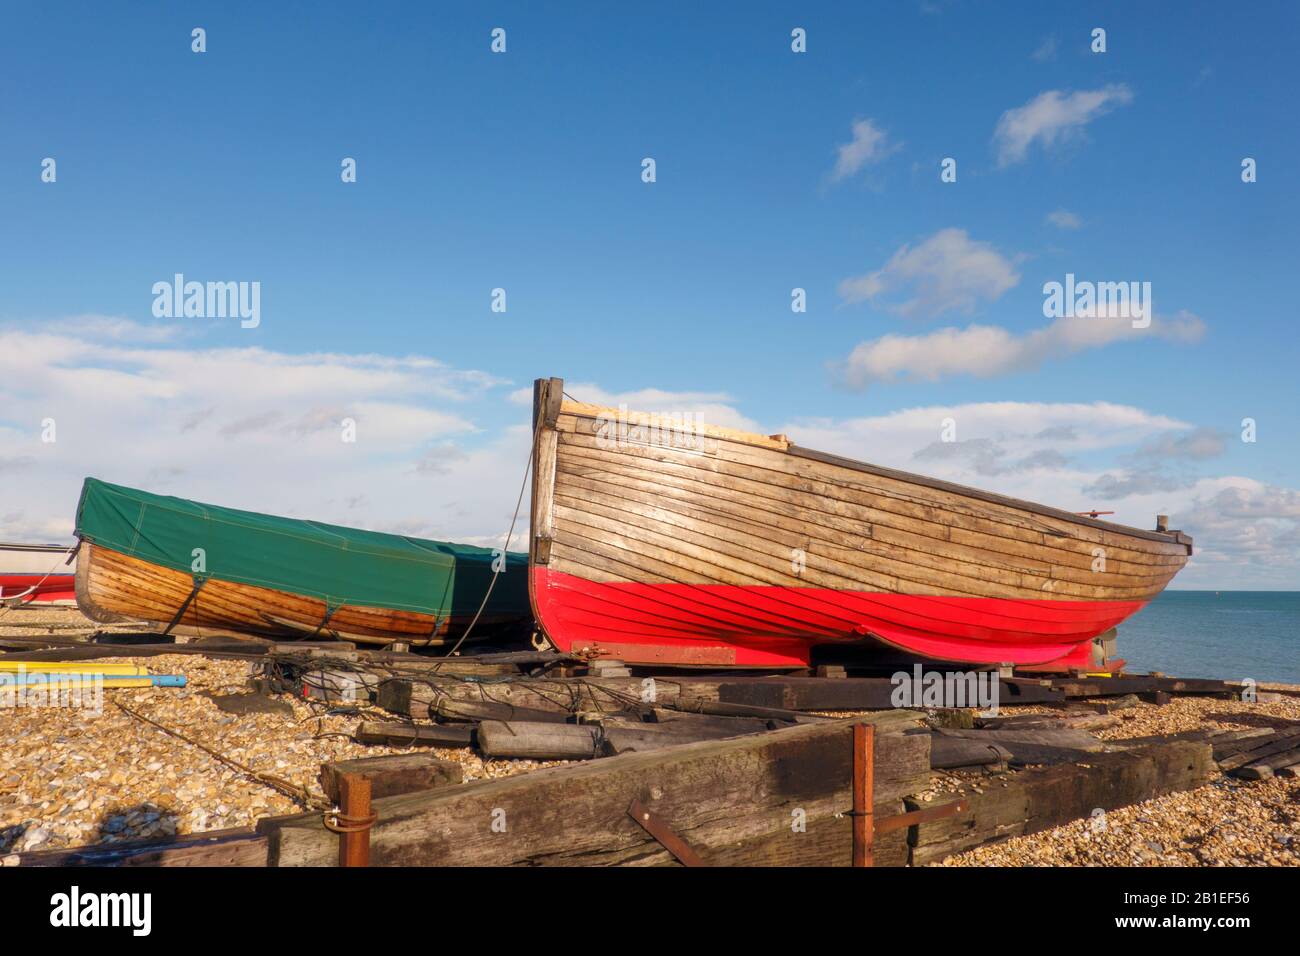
[0,542,77,605]
[527,377,1192,669]
[73,478,532,646]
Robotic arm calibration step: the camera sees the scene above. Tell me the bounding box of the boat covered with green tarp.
[73,477,533,646]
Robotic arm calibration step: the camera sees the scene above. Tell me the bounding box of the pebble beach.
[2,607,1298,865]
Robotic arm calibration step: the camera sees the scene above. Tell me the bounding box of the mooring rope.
[115,700,327,811]
[430,416,540,672]
[0,543,77,611]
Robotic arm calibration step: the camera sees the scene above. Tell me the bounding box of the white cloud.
[0,319,519,545]
[838,228,1021,318]
[839,310,1205,388]
[1031,36,1058,62]
[829,119,899,182]
[1046,208,1082,230]
[994,84,1133,166]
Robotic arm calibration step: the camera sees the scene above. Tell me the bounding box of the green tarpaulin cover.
[74,477,530,619]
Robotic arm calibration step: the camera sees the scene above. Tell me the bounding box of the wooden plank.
[1234,747,1300,780]
[908,740,1215,864]
[320,753,463,803]
[1049,675,1238,699]
[1218,731,1300,772]
[259,712,930,867]
[13,827,267,867]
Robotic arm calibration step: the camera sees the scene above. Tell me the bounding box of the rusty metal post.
[338,772,372,867]
[852,722,874,867]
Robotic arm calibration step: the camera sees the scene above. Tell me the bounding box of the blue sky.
[2,1,1298,588]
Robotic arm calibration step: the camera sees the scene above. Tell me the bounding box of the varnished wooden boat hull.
[528,378,1192,668]
[75,541,528,647]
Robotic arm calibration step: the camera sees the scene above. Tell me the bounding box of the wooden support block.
[259,712,930,867]
[320,753,463,803]
[1138,691,1171,706]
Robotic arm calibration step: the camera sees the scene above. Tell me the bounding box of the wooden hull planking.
[75,541,526,647]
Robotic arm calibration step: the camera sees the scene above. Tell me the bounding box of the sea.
[1119,591,1300,685]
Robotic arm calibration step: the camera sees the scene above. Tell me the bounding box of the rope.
[323,809,377,834]
[430,417,539,673]
[115,700,327,810]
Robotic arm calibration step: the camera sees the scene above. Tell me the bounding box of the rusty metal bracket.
[874,799,969,836]
[627,798,703,866]
[328,773,374,867]
[852,720,969,865]
[851,723,875,866]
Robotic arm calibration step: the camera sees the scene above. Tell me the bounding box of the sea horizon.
[1118,590,1300,685]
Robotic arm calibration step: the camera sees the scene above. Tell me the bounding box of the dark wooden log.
[926,734,1013,769]
[979,712,1119,732]
[259,711,929,867]
[376,677,588,721]
[432,697,574,724]
[476,720,602,760]
[934,727,1106,766]
[320,753,463,803]
[908,740,1215,864]
[664,697,824,723]
[935,727,1107,751]
[353,720,475,748]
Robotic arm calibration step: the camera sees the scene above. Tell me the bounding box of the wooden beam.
[259,711,930,867]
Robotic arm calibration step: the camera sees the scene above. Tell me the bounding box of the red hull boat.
[527,378,1192,669]
[0,542,77,605]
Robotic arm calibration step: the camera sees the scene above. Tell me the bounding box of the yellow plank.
[0,662,147,674]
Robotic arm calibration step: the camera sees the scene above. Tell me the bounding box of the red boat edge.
[0,573,77,604]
